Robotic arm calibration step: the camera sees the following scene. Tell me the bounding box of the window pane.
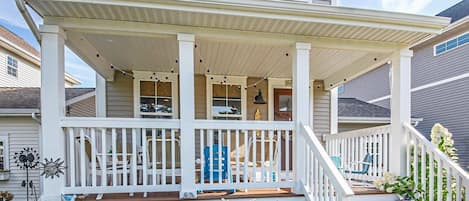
[156,97,172,113]
[458,33,469,46]
[157,82,172,97]
[140,81,155,96]
[278,95,292,112]
[212,99,241,116]
[212,84,226,98]
[227,85,241,98]
[447,39,458,50]
[140,97,156,112]
[435,44,446,54]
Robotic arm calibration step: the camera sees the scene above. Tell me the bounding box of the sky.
[0,0,462,88]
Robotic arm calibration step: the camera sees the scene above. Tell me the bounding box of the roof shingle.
[0,88,95,109]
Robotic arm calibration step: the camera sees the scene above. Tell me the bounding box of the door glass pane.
[140,81,155,96]
[140,97,156,112]
[278,95,292,112]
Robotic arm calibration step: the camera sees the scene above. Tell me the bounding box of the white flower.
[385,187,394,193]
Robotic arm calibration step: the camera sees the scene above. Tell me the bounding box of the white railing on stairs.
[404,123,469,201]
[61,117,181,194]
[194,120,295,191]
[300,124,354,201]
[324,125,390,181]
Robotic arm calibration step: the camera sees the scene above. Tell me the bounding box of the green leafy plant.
[374,173,424,201]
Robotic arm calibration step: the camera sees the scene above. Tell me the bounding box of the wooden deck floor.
[77,183,385,201]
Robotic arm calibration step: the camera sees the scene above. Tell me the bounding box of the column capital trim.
[393,49,413,58]
[295,42,311,50]
[177,33,195,42]
[39,25,66,38]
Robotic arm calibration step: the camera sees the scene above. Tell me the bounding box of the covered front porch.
[29,0,450,200]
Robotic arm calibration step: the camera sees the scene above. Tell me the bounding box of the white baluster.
[111,128,117,186]
[91,128,97,187]
[151,129,157,185]
[162,128,167,185]
[80,128,86,187]
[68,128,76,187]
[122,129,128,186]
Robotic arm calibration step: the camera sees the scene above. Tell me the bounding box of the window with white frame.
[207,75,247,120]
[7,56,18,77]
[434,32,469,56]
[0,135,9,171]
[133,71,178,119]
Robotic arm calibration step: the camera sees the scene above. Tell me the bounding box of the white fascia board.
[0,108,40,116]
[66,91,96,106]
[51,0,449,33]
[338,116,422,124]
[412,16,469,48]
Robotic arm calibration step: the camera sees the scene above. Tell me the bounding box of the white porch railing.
[324,125,391,181]
[404,123,469,201]
[193,120,295,191]
[61,117,181,194]
[300,124,354,201]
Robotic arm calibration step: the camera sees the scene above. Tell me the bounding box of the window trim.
[206,75,247,120]
[0,134,9,171]
[6,55,18,78]
[133,71,179,119]
[434,31,469,56]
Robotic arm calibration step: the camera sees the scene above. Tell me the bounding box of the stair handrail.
[403,122,469,181]
[300,124,354,200]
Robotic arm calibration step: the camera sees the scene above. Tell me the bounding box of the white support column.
[178,33,197,199]
[330,87,338,134]
[292,42,311,193]
[390,49,413,176]
[40,25,66,201]
[95,74,107,117]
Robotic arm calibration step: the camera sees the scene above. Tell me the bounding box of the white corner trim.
[330,87,338,134]
[368,72,469,104]
[66,91,96,106]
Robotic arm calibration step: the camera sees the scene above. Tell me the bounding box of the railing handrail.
[325,125,390,140]
[194,119,294,130]
[301,123,355,197]
[60,117,180,128]
[403,122,469,182]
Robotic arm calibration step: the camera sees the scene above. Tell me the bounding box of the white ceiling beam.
[66,32,115,81]
[46,17,403,53]
[324,52,392,90]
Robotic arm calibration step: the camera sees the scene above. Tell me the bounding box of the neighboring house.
[340,0,469,169]
[17,0,464,201]
[337,98,422,132]
[0,25,80,87]
[0,87,96,201]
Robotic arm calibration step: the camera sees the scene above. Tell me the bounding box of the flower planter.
[0,171,10,181]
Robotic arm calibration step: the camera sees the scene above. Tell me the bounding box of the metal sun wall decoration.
[40,158,65,179]
[13,147,40,201]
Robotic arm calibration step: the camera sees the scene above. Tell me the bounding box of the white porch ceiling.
[81,32,381,79]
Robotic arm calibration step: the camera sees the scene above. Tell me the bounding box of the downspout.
[16,0,41,44]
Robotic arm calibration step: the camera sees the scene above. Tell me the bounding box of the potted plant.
[374,173,424,201]
[0,170,10,181]
[0,191,14,201]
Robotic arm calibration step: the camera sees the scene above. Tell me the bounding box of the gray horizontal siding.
[313,81,330,138]
[340,64,390,102]
[106,73,134,118]
[0,117,40,201]
[411,31,469,88]
[412,77,469,169]
[68,96,96,117]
